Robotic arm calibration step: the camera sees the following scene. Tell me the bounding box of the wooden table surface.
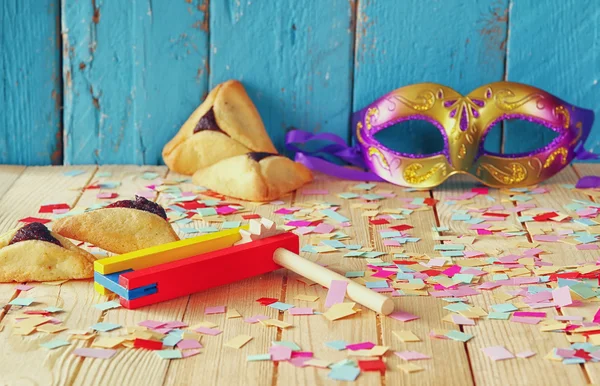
[0,163,599,386]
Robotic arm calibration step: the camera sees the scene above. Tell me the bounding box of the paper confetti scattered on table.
[5,169,600,383]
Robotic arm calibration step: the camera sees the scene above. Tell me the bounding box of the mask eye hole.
[482,118,561,155]
[373,118,446,156]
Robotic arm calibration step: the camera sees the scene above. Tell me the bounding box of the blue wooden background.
[1,0,599,165]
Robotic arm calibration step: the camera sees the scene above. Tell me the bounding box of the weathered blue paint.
[353,0,509,154]
[62,0,209,164]
[0,0,62,165]
[209,0,355,153]
[2,1,600,165]
[504,0,600,157]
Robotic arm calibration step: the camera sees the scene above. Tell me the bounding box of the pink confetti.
[313,223,335,234]
[182,349,202,358]
[516,351,536,358]
[389,311,419,322]
[176,339,203,350]
[481,346,514,361]
[138,320,166,329]
[511,316,542,325]
[346,342,375,350]
[244,315,269,324]
[15,284,33,291]
[451,314,475,326]
[270,345,292,361]
[289,307,314,315]
[394,351,431,361]
[577,244,599,250]
[552,286,572,307]
[216,206,237,215]
[324,280,348,308]
[205,305,226,315]
[513,311,546,318]
[73,348,117,359]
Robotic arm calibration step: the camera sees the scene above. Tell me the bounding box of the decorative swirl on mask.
[368,147,389,170]
[356,122,366,145]
[553,106,570,129]
[480,162,527,185]
[570,122,583,146]
[528,157,543,178]
[365,108,379,130]
[494,89,546,111]
[385,90,436,112]
[543,147,568,168]
[403,162,447,185]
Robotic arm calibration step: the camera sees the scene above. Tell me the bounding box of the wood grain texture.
[353,0,509,153]
[62,0,209,164]
[504,0,600,155]
[162,174,290,386]
[432,175,587,386]
[0,0,62,165]
[526,165,600,384]
[209,0,355,152]
[368,182,474,385]
[0,165,96,386]
[277,174,380,385]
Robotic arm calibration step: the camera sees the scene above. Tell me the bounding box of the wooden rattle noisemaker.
[94,219,394,314]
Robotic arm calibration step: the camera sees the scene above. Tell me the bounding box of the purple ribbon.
[285,129,384,181]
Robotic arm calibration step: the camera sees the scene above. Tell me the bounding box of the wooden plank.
[210,0,355,150]
[375,184,473,385]
[66,166,175,386]
[0,165,26,197]
[504,0,600,154]
[573,163,600,180]
[62,0,209,164]
[432,175,587,386]
[354,0,508,153]
[0,1,62,165]
[525,165,600,383]
[0,166,96,385]
[276,173,380,385]
[163,174,290,386]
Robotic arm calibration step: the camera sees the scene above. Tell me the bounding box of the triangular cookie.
[53,198,179,254]
[163,80,277,175]
[192,152,313,201]
[0,223,95,282]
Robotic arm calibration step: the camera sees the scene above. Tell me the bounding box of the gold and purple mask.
[351,81,594,188]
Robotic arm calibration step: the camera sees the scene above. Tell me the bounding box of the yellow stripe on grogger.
[95,282,113,296]
[94,226,247,275]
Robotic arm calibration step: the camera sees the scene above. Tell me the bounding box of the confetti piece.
[325,340,348,350]
[18,217,51,224]
[40,339,71,350]
[517,351,536,358]
[482,346,515,361]
[15,284,33,291]
[268,301,295,311]
[247,354,271,361]
[90,322,121,332]
[397,362,424,374]
[446,330,473,342]
[205,305,226,315]
[73,348,117,359]
[328,365,361,381]
[269,345,293,361]
[389,311,419,322]
[324,280,348,308]
[552,286,572,307]
[289,307,314,315]
[156,350,183,360]
[395,351,430,360]
[63,170,85,177]
[323,303,357,321]
[224,335,253,349]
[226,308,241,319]
[393,330,420,342]
[8,298,34,306]
[195,327,222,336]
[94,301,121,311]
[294,294,319,302]
[358,358,386,372]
